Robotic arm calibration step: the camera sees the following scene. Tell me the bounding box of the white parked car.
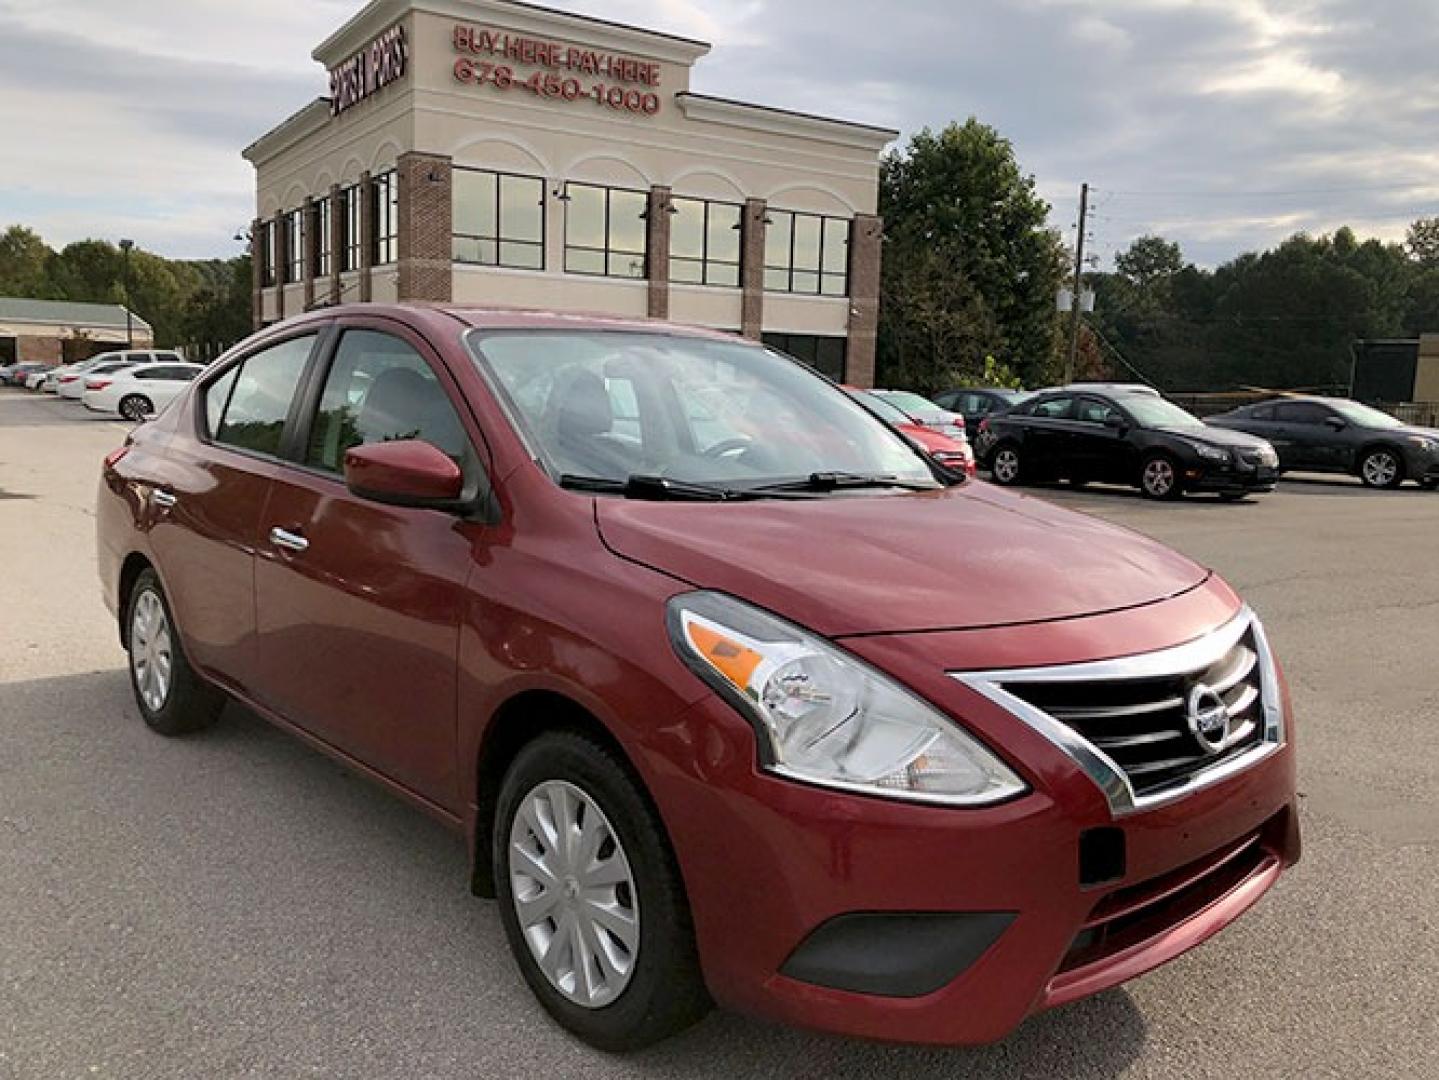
[50,350,183,396]
[25,369,52,390]
[59,358,143,400]
[82,361,205,420]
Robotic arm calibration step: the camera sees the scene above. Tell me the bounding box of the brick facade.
[328,182,343,306]
[251,217,263,330]
[17,336,64,364]
[302,196,317,311]
[645,186,673,320]
[740,198,767,340]
[396,153,453,302]
[845,213,883,389]
[359,171,375,303]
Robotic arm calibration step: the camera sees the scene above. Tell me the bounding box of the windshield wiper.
[560,474,760,502]
[751,472,939,494]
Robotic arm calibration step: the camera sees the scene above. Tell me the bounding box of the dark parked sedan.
[932,387,1030,433]
[1207,396,1439,490]
[984,387,1280,500]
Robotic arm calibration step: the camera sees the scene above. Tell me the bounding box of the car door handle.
[152,489,177,509]
[269,527,309,554]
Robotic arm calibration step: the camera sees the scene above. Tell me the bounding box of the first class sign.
[329,23,408,117]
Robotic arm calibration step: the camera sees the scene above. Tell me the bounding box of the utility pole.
[119,238,135,349]
[1065,182,1089,384]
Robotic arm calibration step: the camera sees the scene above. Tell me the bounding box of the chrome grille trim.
[951,607,1286,816]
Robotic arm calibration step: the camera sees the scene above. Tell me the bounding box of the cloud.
[1,0,1436,268]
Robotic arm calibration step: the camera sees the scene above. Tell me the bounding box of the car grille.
[1001,631,1265,798]
[955,610,1282,813]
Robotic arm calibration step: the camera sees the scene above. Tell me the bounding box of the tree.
[1115,235,1185,289]
[878,119,1066,390]
[1406,217,1439,267]
[0,226,57,298]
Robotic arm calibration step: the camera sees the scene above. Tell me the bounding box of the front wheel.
[125,570,225,735]
[1360,448,1404,489]
[1140,454,1183,500]
[493,731,710,1051]
[119,394,153,422]
[990,444,1024,486]
[1421,477,1438,491]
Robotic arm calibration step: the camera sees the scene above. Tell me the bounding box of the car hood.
[1174,424,1272,450]
[595,483,1210,637]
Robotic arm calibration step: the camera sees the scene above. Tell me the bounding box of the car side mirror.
[1325,416,1347,431]
[344,440,466,510]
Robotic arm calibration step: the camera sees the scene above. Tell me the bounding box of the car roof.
[268,302,751,344]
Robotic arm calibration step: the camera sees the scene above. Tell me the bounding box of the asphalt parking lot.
[1,387,1435,1079]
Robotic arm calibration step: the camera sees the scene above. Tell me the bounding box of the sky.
[1,0,1437,268]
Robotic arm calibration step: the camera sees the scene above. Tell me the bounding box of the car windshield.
[874,390,950,422]
[1328,400,1404,430]
[1121,395,1206,430]
[467,330,937,490]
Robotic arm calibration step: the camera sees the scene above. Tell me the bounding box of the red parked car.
[97,306,1298,1051]
[846,387,976,475]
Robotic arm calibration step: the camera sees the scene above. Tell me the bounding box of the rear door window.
[1030,396,1075,420]
[1275,403,1329,425]
[212,336,315,456]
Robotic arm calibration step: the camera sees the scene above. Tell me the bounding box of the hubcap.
[994,450,1019,483]
[509,780,639,1009]
[1363,453,1398,487]
[123,398,147,421]
[129,590,173,713]
[1144,459,1175,495]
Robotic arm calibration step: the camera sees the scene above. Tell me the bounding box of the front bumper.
[1185,459,1278,493]
[647,588,1299,1045]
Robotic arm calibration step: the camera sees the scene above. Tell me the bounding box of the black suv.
[1206,396,1439,490]
[982,388,1279,500]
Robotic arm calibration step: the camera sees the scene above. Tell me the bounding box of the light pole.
[119,238,135,349]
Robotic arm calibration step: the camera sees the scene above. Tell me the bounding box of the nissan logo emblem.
[1186,683,1231,754]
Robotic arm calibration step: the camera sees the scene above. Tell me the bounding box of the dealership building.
[242,0,897,384]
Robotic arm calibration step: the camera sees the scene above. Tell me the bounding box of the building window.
[670,197,740,287]
[764,211,849,296]
[258,220,276,287]
[762,333,846,382]
[339,184,362,272]
[564,182,647,279]
[314,196,332,278]
[282,209,304,284]
[453,168,545,270]
[371,171,398,265]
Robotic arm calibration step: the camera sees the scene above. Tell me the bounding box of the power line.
[1097,182,1439,199]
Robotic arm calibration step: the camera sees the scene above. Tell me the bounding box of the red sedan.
[846,387,976,475]
[97,306,1298,1050]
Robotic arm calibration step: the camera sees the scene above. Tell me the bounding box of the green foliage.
[1092,227,1439,393]
[0,225,250,353]
[878,119,1066,392]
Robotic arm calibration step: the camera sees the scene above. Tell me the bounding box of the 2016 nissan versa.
[97,305,1299,1050]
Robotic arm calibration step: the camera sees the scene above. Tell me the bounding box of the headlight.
[1408,436,1438,453]
[1258,446,1279,467]
[667,592,1027,806]
[1193,443,1231,463]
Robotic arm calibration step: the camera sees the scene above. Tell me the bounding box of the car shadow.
[0,669,1148,1078]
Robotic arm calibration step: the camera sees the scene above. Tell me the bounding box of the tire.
[990,443,1024,486]
[119,394,153,422]
[125,569,225,736]
[1140,453,1183,500]
[1359,447,1404,489]
[1421,477,1438,491]
[493,731,710,1051]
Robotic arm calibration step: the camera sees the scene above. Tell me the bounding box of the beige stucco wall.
[1416,334,1439,401]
